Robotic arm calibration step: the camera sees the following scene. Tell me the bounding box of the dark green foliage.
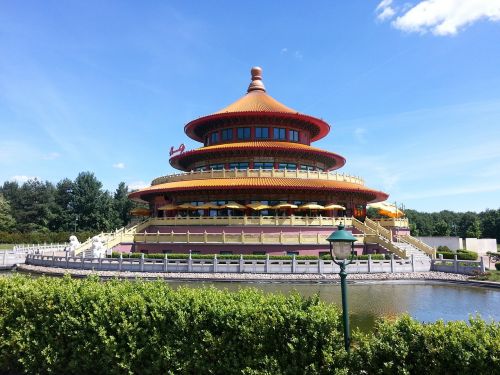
[0,231,98,244]
[0,173,137,237]
[495,263,500,271]
[319,254,387,260]
[111,252,319,260]
[0,276,499,374]
[436,250,478,260]
[352,315,500,375]
[437,245,451,252]
[0,275,347,374]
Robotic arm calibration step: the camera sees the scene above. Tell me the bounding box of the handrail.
[146,216,353,227]
[364,218,392,240]
[151,168,365,186]
[397,235,436,259]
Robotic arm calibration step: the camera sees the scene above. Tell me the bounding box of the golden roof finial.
[247,66,266,93]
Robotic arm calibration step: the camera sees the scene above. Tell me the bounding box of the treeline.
[368,207,500,242]
[0,172,137,235]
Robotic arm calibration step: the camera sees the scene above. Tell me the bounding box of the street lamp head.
[326,224,357,260]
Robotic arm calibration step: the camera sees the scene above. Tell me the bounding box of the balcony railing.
[151,169,365,186]
[146,216,353,227]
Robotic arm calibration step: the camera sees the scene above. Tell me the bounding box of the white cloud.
[280,47,288,54]
[354,127,367,144]
[10,175,38,183]
[127,180,148,190]
[42,152,60,160]
[113,162,126,169]
[376,0,396,21]
[377,0,500,35]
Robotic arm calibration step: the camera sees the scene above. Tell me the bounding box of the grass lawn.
[0,244,14,250]
[482,270,500,282]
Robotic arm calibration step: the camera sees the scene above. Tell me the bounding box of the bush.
[495,263,500,271]
[436,250,478,261]
[0,276,499,374]
[0,275,347,374]
[437,245,451,253]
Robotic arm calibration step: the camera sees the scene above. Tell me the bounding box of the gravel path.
[17,264,472,283]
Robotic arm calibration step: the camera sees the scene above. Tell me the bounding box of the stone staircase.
[353,217,435,260]
[73,219,152,257]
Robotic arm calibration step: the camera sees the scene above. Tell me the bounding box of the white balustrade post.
[65,251,69,269]
[318,258,322,274]
[81,252,85,269]
[265,254,270,273]
[292,254,296,273]
[52,251,56,267]
[188,252,192,272]
[480,256,485,273]
[454,255,458,273]
[367,254,372,273]
[2,250,6,266]
[411,254,415,272]
[213,255,218,273]
[390,253,394,273]
[239,254,244,273]
[119,254,123,272]
[140,253,145,272]
[163,254,168,272]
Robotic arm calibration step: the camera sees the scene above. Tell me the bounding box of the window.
[255,127,269,139]
[273,127,286,140]
[210,132,219,144]
[300,165,315,171]
[220,251,233,255]
[237,127,251,140]
[209,164,224,170]
[287,251,299,256]
[229,162,249,170]
[221,128,233,141]
[205,136,209,146]
[253,162,274,169]
[289,129,299,142]
[253,251,266,255]
[194,166,206,172]
[278,163,297,170]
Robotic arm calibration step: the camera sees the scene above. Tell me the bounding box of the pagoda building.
[128,67,393,255]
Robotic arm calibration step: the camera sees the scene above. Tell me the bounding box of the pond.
[165,280,500,331]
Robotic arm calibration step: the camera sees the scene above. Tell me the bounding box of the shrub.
[436,250,478,261]
[0,275,347,374]
[111,252,318,260]
[437,245,451,253]
[495,263,500,271]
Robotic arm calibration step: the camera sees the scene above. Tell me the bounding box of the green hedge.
[0,275,499,374]
[0,231,98,245]
[495,263,500,271]
[111,252,389,261]
[437,250,478,260]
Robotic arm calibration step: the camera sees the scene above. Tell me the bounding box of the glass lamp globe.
[326,224,357,260]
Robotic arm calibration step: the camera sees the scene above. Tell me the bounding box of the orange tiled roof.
[129,177,388,203]
[215,91,297,114]
[169,141,346,171]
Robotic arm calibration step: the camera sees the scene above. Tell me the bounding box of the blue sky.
[1,0,499,212]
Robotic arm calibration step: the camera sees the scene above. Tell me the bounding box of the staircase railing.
[364,218,392,240]
[396,235,436,259]
[353,218,407,258]
[73,218,151,256]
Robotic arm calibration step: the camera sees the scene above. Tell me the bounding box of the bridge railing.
[25,253,431,274]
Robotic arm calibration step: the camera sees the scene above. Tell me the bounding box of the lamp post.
[326,224,357,352]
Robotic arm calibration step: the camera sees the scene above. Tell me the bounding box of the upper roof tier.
[184,67,330,143]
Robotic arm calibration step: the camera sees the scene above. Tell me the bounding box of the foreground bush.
[0,275,347,374]
[0,276,498,374]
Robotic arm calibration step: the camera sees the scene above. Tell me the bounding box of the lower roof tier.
[170,141,346,171]
[129,177,388,203]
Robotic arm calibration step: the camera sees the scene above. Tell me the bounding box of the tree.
[433,220,451,236]
[50,178,76,231]
[14,179,57,232]
[465,217,482,239]
[113,182,134,228]
[0,194,16,231]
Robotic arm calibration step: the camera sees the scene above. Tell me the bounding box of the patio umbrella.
[130,208,151,216]
[197,202,221,210]
[223,201,246,210]
[271,203,298,209]
[176,203,197,210]
[298,203,325,210]
[246,202,270,210]
[368,202,404,218]
[158,204,177,211]
[323,204,346,210]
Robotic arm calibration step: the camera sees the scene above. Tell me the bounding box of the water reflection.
[165,281,500,331]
